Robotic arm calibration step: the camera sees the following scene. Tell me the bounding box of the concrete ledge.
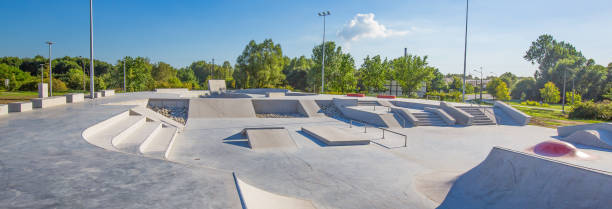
[31,96,66,108]
[494,101,531,125]
[155,88,189,93]
[101,90,115,97]
[440,102,473,125]
[8,101,32,112]
[86,92,102,98]
[392,107,419,126]
[265,92,285,97]
[0,104,7,116]
[302,126,370,146]
[425,107,456,125]
[65,93,85,103]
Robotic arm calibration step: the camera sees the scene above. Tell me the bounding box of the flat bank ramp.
[298,100,324,117]
[234,174,317,209]
[438,147,612,209]
[563,129,612,150]
[189,98,255,118]
[302,126,370,146]
[243,128,297,150]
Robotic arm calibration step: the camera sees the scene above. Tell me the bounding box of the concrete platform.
[243,128,297,150]
[101,89,115,97]
[8,101,32,112]
[188,98,256,118]
[31,96,66,108]
[65,93,85,103]
[301,126,370,146]
[0,104,7,116]
[234,174,316,209]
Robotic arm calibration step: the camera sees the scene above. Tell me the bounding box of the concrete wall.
[440,102,473,125]
[204,92,252,98]
[266,92,285,97]
[66,93,84,103]
[439,147,612,209]
[558,123,612,137]
[425,107,456,125]
[155,88,189,93]
[233,88,288,95]
[297,100,322,117]
[332,98,358,107]
[31,96,66,108]
[0,104,7,116]
[188,98,256,118]
[252,99,301,115]
[208,80,227,93]
[38,83,48,98]
[392,100,440,109]
[102,90,115,97]
[337,106,388,127]
[494,101,531,125]
[147,98,190,109]
[391,107,418,126]
[285,92,317,96]
[8,102,32,112]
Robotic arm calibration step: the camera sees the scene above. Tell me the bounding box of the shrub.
[19,78,67,92]
[542,103,550,107]
[569,101,612,120]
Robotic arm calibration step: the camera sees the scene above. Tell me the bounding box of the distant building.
[444,78,491,88]
[379,80,427,97]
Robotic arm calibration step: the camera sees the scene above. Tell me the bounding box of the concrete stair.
[83,110,179,159]
[412,111,446,126]
[458,107,496,125]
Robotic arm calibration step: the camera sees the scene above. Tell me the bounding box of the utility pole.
[461,0,469,103]
[46,41,55,96]
[318,11,330,94]
[211,58,215,80]
[89,0,95,98]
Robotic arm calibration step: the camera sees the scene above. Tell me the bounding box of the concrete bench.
[266,92,285,97]
[66,93,85,103]
[9,101,32,112]
[0,104,7,116]
[31,96,66,108]
[101,90,115,97]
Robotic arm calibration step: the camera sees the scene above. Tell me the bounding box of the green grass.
[513,106,605,128]
[506,100,576,111]
[0,90,91,104]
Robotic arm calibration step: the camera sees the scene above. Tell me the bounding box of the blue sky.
[1,0,611,77]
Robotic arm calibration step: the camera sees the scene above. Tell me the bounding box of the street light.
[79,56,86,91]
[89,0,95,98]
[123,58,126,91]
[461,0,469,103]
[318,11,330,94]
[45,41,55,96]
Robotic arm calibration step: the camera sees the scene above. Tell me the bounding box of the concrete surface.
[563,129,612,150]
[2,90,611,209]
[65,93,84,103]
[244,128,297,151]
[425,107,456,125]
[439,147,612,209]
[0,104,7,116]
[235,174,317,209]
[101,89,115,97]
[266,92,285,97]
[440,102,473,125]
[8,101,32,112]
[208,79,227,94]
[494,101,531,125]
[31,96,66,108]
[252,99,302,115]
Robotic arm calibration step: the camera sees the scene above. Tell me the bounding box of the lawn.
[0,90,89,104]
[506,100,571,111]
[513,106,605,128]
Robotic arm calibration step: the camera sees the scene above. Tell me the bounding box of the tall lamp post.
[123,58,126,91]
[318,11,330,94]
[45,41,55,96]
[461,0,469,102]
[89,0,95,98]
[80,56,86,91]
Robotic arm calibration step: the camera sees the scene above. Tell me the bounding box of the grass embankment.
[0,90,90,104]
[512,106,605,128]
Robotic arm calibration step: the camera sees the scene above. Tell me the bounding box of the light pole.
[211,58,215,80]
[318,11,330,94]
[473,67,483,102]
[80,56,86,91]
[461,0,469,103]
[39,64,44,84]
[562,67,567,113]
[123,58,126,91]
[89,0,95,98]
[46,41,55,96]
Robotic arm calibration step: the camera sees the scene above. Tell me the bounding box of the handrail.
[349,119,408,147]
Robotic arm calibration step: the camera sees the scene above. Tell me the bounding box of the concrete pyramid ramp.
[438,147,612,209]
[189,98,256,118]
[234,174,317,209]
[563,129,612,150]
[243,128,297,150]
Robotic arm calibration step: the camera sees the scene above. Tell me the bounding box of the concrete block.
[65,93,85,103]
[425,107,456,125]
[8,101,32,112]
[101,90,115,97]
[440,102,473,125]
[93,92,101,98]
[38,83,48,98]
[494,101,531,125]
[0,104,7,116]
[266,92,285,97]
[208,80,227,94]
[31,96,67,108]
[155,88,188,93]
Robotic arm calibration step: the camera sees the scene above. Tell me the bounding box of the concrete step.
[87,115,146,151]
[140,125,178,159]
[113,121,162,154]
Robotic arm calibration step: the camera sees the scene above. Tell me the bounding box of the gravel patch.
[148,106,188,125]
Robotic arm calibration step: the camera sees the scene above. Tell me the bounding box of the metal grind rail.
[349,119,408,147]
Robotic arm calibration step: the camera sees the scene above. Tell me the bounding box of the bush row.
[569,101,612,120]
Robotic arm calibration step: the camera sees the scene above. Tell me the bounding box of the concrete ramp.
[242,128,297,150]
[563,129,612,150]
[298,100,324,117]
[302,126,370,146]
[189,98,256,118]
[438,147,612,209]
[234,174,317,209]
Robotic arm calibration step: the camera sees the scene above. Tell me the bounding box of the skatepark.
[1,83,612,209]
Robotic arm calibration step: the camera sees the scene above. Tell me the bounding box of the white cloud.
[338,13,409,41]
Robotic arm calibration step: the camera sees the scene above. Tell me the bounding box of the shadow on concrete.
[296,130,328,147]
[222,132,251,149]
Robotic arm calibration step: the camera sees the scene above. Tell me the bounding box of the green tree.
[499,72,518,89]
[524,34,584,88]
[309,41,343,92]
[566,92,582,104]
[234,39,286,88]
[283,56,312,90]
[495,82,510,101]
[0,63,32,91]
[427,68,447,92]
[329,53,357,93]
[152,62,177,82]
[486,78,503,99]
[511,78,537,100]
[539,81,561,103]
[64,68,84,90]
[359,55,389,93]
[391,55,434,96]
